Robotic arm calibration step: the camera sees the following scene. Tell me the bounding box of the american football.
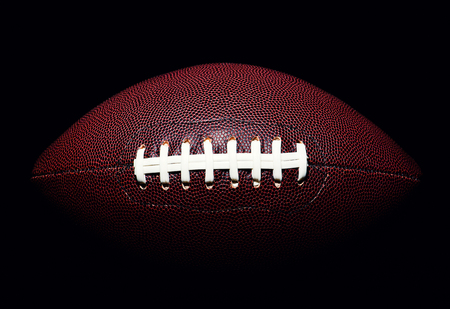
[31,63,421,266]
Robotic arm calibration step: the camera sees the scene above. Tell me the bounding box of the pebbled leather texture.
[32,63,421,266]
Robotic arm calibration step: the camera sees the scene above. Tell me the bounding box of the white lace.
[134,137,308,190]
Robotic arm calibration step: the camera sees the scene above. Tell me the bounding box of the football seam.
[31,164,418,214]
[30,163,420,181]
[309,163,420,181]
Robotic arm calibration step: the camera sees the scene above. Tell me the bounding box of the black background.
[7,3,446,306]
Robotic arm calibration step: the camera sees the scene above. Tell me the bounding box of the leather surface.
[31,63,421,265]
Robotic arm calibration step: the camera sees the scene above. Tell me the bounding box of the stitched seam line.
[31,165,131,178]
[31,163,420,181]
[309,163,420,181]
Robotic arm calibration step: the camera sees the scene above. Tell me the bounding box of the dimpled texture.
[32,63,421,266]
